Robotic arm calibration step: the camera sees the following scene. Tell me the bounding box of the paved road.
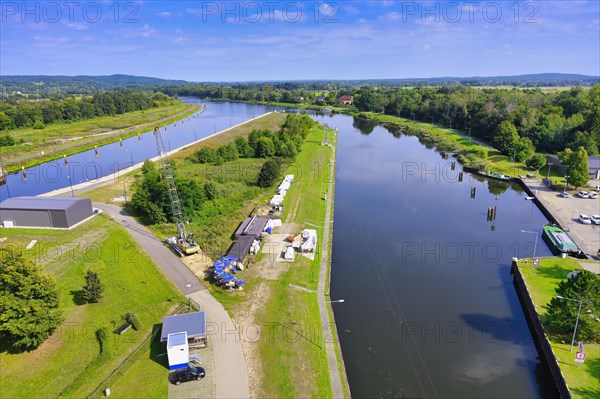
[94,203,250,398]
[317,130,348,398]
[95,203,205,295]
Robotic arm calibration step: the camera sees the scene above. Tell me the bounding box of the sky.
[1,0,599,81]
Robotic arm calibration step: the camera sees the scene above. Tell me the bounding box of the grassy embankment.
[81,112,343,398]
[519,257,599,399]
[0,214,184,398]
[1,102,199,173]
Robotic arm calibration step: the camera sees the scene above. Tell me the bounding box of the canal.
[314,113,556,398]
[1,101,556,397]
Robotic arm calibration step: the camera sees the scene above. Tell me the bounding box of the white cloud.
[139,24,157,38]
[157,11,171,17]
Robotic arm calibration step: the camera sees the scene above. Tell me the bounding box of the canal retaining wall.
[511,260,571,399]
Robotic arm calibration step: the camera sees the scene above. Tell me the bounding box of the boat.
[542,224,581,256]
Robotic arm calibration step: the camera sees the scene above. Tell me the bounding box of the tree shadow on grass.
[70,289,87,306]
[533,264,571,281]
[568,357,600,398]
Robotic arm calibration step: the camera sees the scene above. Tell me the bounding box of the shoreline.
[39,112,274,198]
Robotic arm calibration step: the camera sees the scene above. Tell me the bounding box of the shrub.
[125,312,141,331]
[96,327,109,353]
[204,181,219,200]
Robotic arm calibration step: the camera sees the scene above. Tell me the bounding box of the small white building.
[167,332,189,371]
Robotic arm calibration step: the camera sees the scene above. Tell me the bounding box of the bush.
[33,120,45,130]
[204,181,219,200]
[125,312,141,331]
[0,133,15,147]
[258,159,282,188]
[195,147,220,164]
[96,327,108,353]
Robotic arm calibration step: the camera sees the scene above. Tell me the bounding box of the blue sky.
[1,0,599,81]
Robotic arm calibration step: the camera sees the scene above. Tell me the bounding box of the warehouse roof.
[160,311,206,342]
[0,196,89,211]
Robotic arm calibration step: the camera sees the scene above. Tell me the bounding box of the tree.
[257,159,282,188]
[218,143,239,162]
[254,136,276,158]
[514,137,534,162]
[82,271,104,303]
[234,136,253,158]
[526,153,546,171]
[544,270,600,342]
[354,91,383,113]
[559,146,589,188]
[492,121,519,155]
[0,250,62,349]
[195,147,220,164]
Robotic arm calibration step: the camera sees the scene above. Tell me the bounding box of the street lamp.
[556,296,583,352]
[563,175,570,193]
[546,162,554,181]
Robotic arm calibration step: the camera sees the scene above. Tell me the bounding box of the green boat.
[542,224,580,255]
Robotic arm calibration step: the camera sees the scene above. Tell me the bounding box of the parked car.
[579,214,592,224]
[560,192,570,198]
[172,366,206,385]
[590,215,600,225]
[578,191,589,198]
[588,191,598,199]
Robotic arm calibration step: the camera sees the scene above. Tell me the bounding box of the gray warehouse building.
[0,196,94,229]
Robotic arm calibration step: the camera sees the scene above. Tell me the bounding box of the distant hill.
[1,73,598,99]
[0,74,189,98]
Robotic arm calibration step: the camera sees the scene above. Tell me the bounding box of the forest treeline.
[0,91,176,134]
[164,84,600,155]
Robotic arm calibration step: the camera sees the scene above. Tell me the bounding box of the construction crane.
[153,125,200,256]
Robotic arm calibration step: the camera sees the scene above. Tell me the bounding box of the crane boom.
[153,125,199,255]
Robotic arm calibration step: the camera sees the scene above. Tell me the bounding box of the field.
[1,102,199,172]
[519,257,600,399]
[0,214,184,398]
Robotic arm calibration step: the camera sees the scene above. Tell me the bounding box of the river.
[0,101,556,397]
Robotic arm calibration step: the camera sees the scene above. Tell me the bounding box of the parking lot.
[524,178,600,258]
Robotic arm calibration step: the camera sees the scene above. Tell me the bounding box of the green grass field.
[519,257,600,399]
[0,214,183,398]
[1,102,198,172]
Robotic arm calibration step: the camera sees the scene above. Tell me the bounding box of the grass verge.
[519,257,600,399]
